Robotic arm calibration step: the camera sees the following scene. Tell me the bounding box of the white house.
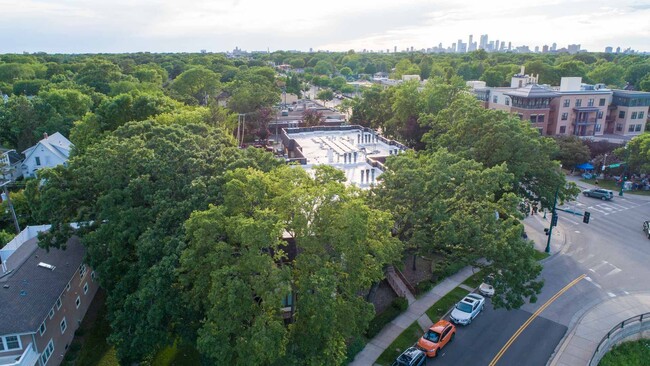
[0,149,23,182]
[21,132,72,178]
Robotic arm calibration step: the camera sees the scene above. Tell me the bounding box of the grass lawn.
[375,321,423,366]
[151,341,202,366]
[462,270,484,289]
[599,339,650,366]
[533,250,551,261]
[580,178,650,196]
[425,287,469,321]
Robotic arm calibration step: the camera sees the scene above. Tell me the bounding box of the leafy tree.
[12,79,48,96]
[75,58,124,94]
[587,62,625,87]
[170,66,221,106]
[316,89,334,102]
[616,133,650,174]
[314,60,333,75]
[553,136,591,170]
[289,58,306,69]
[227,70,279,114]
[302,108,324,127]
[339,67,352,77]
[624,63,650,89]
[0,63,37,83]
[391,59,420,79]
[555,60,588,80]
[376,149,543,309]
[0,95,40,150]
[424,93,578,208]
[35,119,282,364]
[386,80,426,149]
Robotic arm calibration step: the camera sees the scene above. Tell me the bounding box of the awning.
[576,163,594,170]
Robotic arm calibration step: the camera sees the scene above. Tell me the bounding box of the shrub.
[415,280,434,295]
[392,297,409,311]
[345,336,366,363]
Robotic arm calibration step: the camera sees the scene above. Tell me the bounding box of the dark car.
[643,221,650,239]
[392,347,427,366]
[583,189,614,200]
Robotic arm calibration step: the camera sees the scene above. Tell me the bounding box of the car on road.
[417,320,456,357]
[582,188,614,200]
[644,221,650,239]
[450,293,485,325]
[392,347,426,366]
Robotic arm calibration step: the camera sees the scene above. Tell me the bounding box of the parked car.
[643,221,650,239]
[582,188,614,200]
[417,320,456,357]
[479,275,495,297]
[450,293,485,325]
[392,347,427,366]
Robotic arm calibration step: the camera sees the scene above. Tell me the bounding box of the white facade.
[21,133,72,178]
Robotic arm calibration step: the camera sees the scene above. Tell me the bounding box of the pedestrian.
[595,180,599,185]
[532,204,538,215]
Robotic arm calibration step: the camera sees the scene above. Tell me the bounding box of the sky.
[1,0,649,54]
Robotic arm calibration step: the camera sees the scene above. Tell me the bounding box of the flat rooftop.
[284,127,406,188]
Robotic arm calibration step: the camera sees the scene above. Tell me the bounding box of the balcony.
[0,344,39,366]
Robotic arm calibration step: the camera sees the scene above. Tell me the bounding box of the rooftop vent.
[38,262,56,271]
[20,290,26,296]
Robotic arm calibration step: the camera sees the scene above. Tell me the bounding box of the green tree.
[35,119,281,364]
[301,108,324,127]
[170,66,221,106]
[391,59,420,79]
[553,136,591,170]
[616,133,650,174]
[625,63,650,89]
[587,62,625,87]
[316,89,334,102]
[74,58,124,94]
[376,149,543,309]
[339,67,352,77]
[0,95,40,150]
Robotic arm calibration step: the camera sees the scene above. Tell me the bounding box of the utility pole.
[1,181,20,234]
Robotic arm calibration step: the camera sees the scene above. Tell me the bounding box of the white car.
[450,293,485,325]
[479,274,496,297]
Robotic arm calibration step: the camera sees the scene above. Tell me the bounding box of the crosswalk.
[560,197,647,216]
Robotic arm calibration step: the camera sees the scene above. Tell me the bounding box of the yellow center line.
[488,274,586,366]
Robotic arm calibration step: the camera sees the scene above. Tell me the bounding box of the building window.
[75,296,81,309]
[493,95,498,103]
[597,111,604,119]
[49,308,54,319]
[588,99,594,107]
[83,282,89,294]
[563,99,570,107]
[575,99,582,107]
[517,114,523,120]
[599,98,606,106]
[60,318,67,334]
[616,123,623,131]
[530,115,537,123]
[628,124,635,132]
[79,264,87,279]
[41,340,54,365]
[595,124,601,132]
[35,157,41,166]
[639,111,645,119]
[631,112,638,119]
[505,97,510,106]
[2,336,21,350]
[561,113,568,121]
[559,126,567,134]
[538,114,545,122]
[56,297,62,310]
[636,124,642,132]
[91,271,96,281]
[40,322,46,336]
[619,111,625,118]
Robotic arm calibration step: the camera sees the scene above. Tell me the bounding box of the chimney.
[43,132,48,140]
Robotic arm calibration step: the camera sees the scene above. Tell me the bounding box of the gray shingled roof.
[0,236,85,335]
[505,84,559,98]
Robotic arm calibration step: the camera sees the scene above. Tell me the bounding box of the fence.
[589,312,650,366]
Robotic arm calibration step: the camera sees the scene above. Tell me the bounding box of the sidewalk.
[350,266,475,366]
[548,293,650,366]
[522,213,566,256]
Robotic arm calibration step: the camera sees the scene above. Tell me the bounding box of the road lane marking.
[488,274,586,366]
[604,268,622,277]
[577,253,595,263]
[607,292,616,298]
[584,276,602,289]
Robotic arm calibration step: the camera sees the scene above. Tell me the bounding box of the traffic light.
[551,212,558,227]
[544,228,549,236]
[583,211,591,224]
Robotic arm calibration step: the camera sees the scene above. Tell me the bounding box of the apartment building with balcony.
[0,226,99,366]
[468,71,649,138]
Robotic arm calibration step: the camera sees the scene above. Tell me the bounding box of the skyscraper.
[479,34,488,50]
[551,43,557,51]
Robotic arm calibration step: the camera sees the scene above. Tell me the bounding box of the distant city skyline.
[1,0,649,54]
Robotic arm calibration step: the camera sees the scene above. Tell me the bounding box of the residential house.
[0,225,99,366]
[21,133,72,179]
[0,149,23,182]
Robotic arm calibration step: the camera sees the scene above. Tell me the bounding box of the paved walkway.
[350,266,475,366]
[548,293,650,366]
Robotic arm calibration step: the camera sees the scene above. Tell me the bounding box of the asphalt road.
[424,188,650,366]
